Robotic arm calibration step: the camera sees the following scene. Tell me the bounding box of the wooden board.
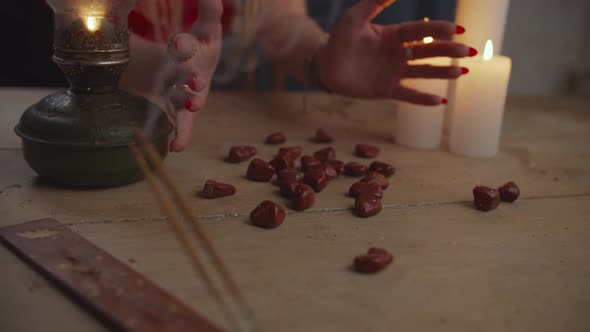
[0,218,223,332]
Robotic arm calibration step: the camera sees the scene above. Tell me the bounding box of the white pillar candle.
[445,0,511,133]
[395,57,450,150]
[449,41,512,158]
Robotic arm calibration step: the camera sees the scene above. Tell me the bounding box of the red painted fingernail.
[456,25,466,34]
[441,98,448,104]
[187,78,197,91]
[468,47,478,57]
[461,67,469,75]
[184,99,192,109]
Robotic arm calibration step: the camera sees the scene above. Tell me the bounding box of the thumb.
[346,0,397,24]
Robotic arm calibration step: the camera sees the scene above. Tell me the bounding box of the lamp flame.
[85,16,100,32]
[483,40,493,61]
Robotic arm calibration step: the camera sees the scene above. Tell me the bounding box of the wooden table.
[1,88,589,332]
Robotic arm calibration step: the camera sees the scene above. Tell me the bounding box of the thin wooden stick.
[128,145,213,291]
[130,132,260,332]
[133,132,248,304]
[128,144,242,331]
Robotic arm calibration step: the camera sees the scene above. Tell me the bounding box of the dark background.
[0,0,456,89]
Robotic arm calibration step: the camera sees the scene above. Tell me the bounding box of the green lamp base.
[15,89,172,188]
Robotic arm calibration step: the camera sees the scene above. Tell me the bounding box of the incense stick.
[128,144,224,305]
[129,133,260,332]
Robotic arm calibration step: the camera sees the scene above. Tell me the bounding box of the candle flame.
[483,40,494,61]
[85,16,100,32]
[423,17,433,44]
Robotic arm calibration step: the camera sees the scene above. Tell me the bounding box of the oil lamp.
[15,0,172,187]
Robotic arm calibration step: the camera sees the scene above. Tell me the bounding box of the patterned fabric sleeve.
[129,0,234,42]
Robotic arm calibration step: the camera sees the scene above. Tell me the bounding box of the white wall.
[502,0,590,96]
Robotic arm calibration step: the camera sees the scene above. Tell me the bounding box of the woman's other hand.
[316,0,477,105]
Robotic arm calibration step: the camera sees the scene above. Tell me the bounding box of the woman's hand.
[316,0,476,105]
[157,0,223,152]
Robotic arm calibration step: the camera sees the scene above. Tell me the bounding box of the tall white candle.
[449,41,512,158]
[395,57,450,150]
[445,0,511,133]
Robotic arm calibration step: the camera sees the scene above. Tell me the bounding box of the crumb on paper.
[17,229,59,239]
[128,258,137,264]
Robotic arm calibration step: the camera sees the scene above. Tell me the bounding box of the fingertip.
[422,94,445,106]
[186,102,203,113]
[184,99,192,110]
[424,96,443,106]
[168,33,196,61]
[448,66,465,79]
[181,98,202,113]
[187,77,197,91]
[169,136,192,152]
[173,109,198,152]
[171,134,190,152]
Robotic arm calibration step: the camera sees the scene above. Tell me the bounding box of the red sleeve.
[130,0,234,42]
